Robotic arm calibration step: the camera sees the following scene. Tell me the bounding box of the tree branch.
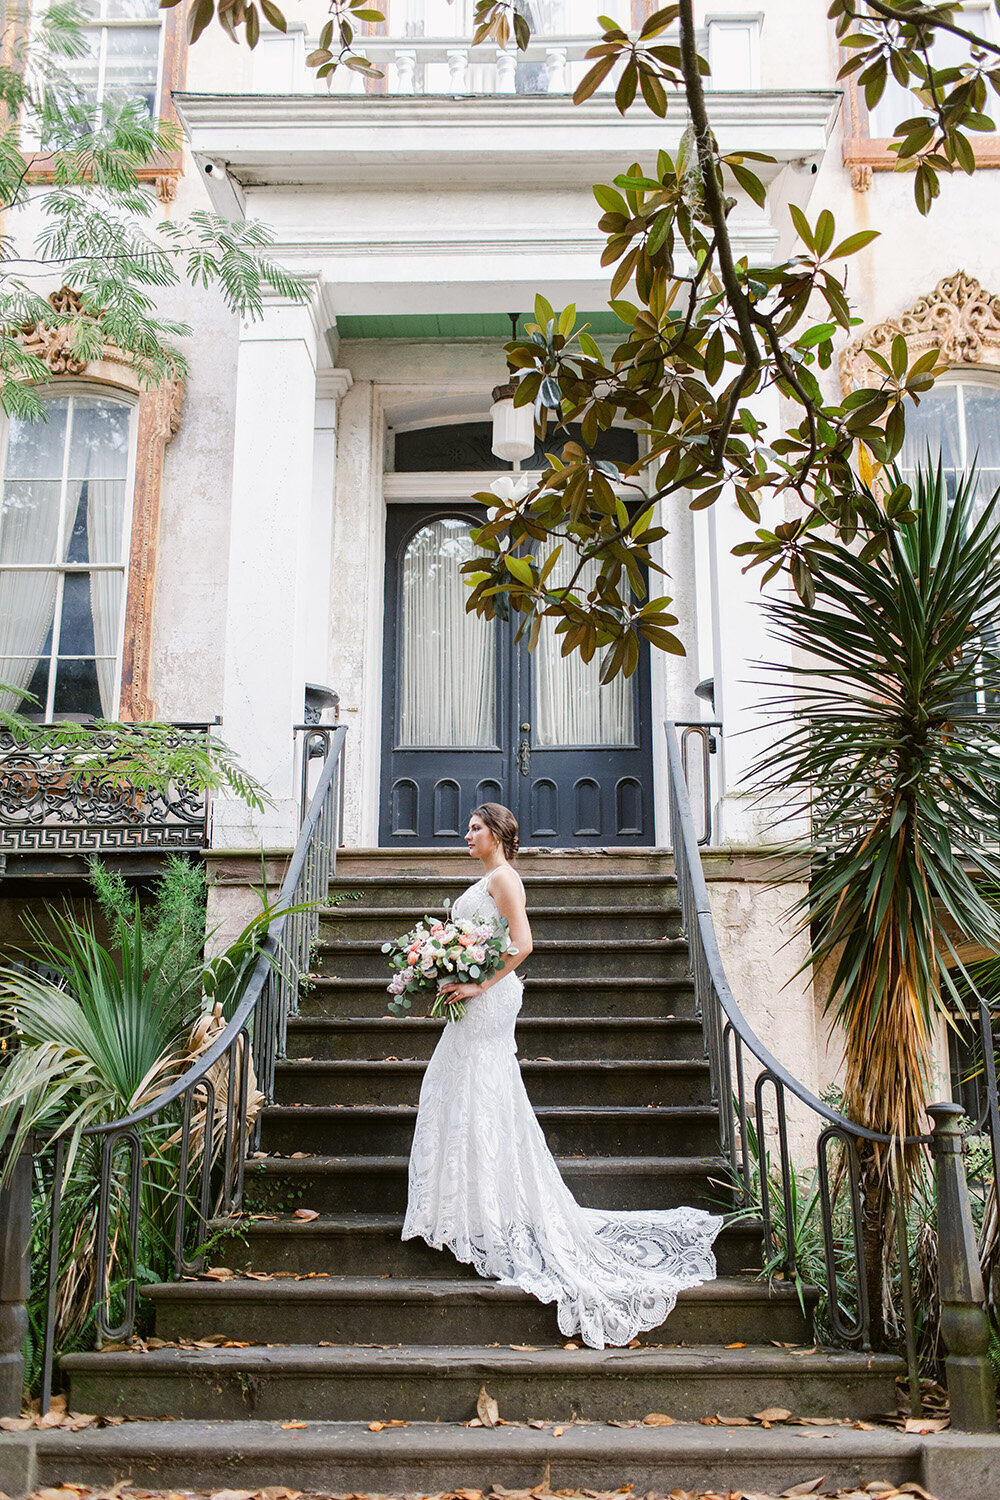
[860,0,1000,59]
[678,0,760,468]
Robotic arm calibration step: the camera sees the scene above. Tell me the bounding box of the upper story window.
[0,391,138,721]
[66,0,165,124]
[844,2,1000,172]
[898,379,1000,522]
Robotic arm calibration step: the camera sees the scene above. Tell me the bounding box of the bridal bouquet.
[383,909,516,1021]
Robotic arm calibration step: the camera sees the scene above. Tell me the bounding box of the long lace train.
[402,874,723,1350]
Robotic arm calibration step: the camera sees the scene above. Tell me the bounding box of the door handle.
[518,735,531,777]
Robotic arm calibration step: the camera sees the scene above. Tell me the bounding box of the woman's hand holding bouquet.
[383,908,517,1021]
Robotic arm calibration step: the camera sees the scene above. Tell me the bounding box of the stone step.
[321,904,683,943]
[329,872,679,909]
[243,1155,733,1215]
[272,1058,713,1108]
[212,1213,763,1280]
[313,937,692,981]
[145,1275,817,1349]
[285,1014,707,1062]
[296,975,697,1020]
[23,1418,929,1497]
[334,849,675,879]
[62,1342,903,1424]
[258,1103,720,1158]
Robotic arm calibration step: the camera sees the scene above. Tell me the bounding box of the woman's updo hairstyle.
[472,803,520,862]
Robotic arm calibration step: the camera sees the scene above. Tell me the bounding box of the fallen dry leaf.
[754,1407,791,1423]
[725,1342,747,1349]
[716,1416,753,1427]
[903,1417,949,1434]
[202,1267,235,1282]
[292,1209,319,1222]
[642,1413,674,1427]
[563,1342,580,1351]
[279,1422,308,1430]
[509,1344,542,1352]
[476,1385,500,1429]
[780,1482,826,1497]
[208,1491,255,1500]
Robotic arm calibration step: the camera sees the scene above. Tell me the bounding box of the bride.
[402,801,722,1350]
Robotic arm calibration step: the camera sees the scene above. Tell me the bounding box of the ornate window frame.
[10,287,185,723]
[839,270,1000,393]
[24,3,188,204]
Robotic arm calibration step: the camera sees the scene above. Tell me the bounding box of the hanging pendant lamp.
[490,312,535,463]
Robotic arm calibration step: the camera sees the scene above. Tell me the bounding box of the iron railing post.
[0,1142,31,1415]
[928,1102,998,1432]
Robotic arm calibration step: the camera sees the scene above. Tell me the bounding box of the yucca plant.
[756,461,1000,1341]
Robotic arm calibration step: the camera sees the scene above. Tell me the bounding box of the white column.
[214,288,329,849]
[306,369,354,691]
[708,384,795,847]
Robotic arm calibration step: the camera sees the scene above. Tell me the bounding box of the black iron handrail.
[666,719,954,1405]
[35,724,349,1412]
[668,718,1000,1426]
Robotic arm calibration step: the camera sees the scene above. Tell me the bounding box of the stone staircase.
[48,849,912,1493]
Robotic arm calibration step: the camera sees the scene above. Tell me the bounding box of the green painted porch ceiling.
[335,311,629,340]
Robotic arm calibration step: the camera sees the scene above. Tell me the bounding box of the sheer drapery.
[399,518,496,747]
[899,382,1000,524]
[0,444,65,714]
[534,549,635,747]
[86,478,127,716]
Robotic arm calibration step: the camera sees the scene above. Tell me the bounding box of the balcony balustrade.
[250,16,759,98]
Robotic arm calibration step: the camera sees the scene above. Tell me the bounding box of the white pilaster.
[214,288,328,848]
[709,385,794,847]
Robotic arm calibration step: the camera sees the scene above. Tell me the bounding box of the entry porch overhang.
[175,90,841,192]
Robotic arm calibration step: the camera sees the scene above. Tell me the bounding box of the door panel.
[381,503,653,846]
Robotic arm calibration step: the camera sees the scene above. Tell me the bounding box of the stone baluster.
[928,1103,998,1432]
[447,48,469,93]
[394,49,416,95]
[0,1144,31,1415]
[495,46,516,93]
[545,47,568,93]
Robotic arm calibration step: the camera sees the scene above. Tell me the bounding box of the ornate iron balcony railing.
[0,723,212,858]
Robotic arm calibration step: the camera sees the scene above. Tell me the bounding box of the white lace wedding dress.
[402,871,723,1349]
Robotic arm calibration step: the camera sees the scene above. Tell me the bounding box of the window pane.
[0,572,57,713]
[533,551,635,747]
[398,519,496,746]
[960,385,1000,522]
[67,397,132,479]
[4,402,68,479]
[59,571,98,656]
[106,0,161,17]
[52,656,103,718]
[104,26,160,114]
[899,387,962,477]
[0,483,63,564]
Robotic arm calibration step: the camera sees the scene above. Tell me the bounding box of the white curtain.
[0,486,61,713]
[399,519,496,747]
[534,549,635,747]
[86,478,126,717]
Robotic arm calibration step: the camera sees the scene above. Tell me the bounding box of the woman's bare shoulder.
[488,865,525,902]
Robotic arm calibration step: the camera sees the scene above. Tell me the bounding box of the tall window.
[0,392,137,720]
[67,0,165,123]
[899,380,1000,521]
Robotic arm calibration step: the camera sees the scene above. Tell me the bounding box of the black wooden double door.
[380,504,654,847]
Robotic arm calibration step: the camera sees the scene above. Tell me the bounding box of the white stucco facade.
[10,0,1000,1111]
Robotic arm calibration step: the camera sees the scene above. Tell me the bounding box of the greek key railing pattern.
[0,725,210,856]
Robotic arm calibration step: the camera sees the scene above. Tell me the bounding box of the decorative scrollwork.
[840,271,1000,391]
[0,727,209,856]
